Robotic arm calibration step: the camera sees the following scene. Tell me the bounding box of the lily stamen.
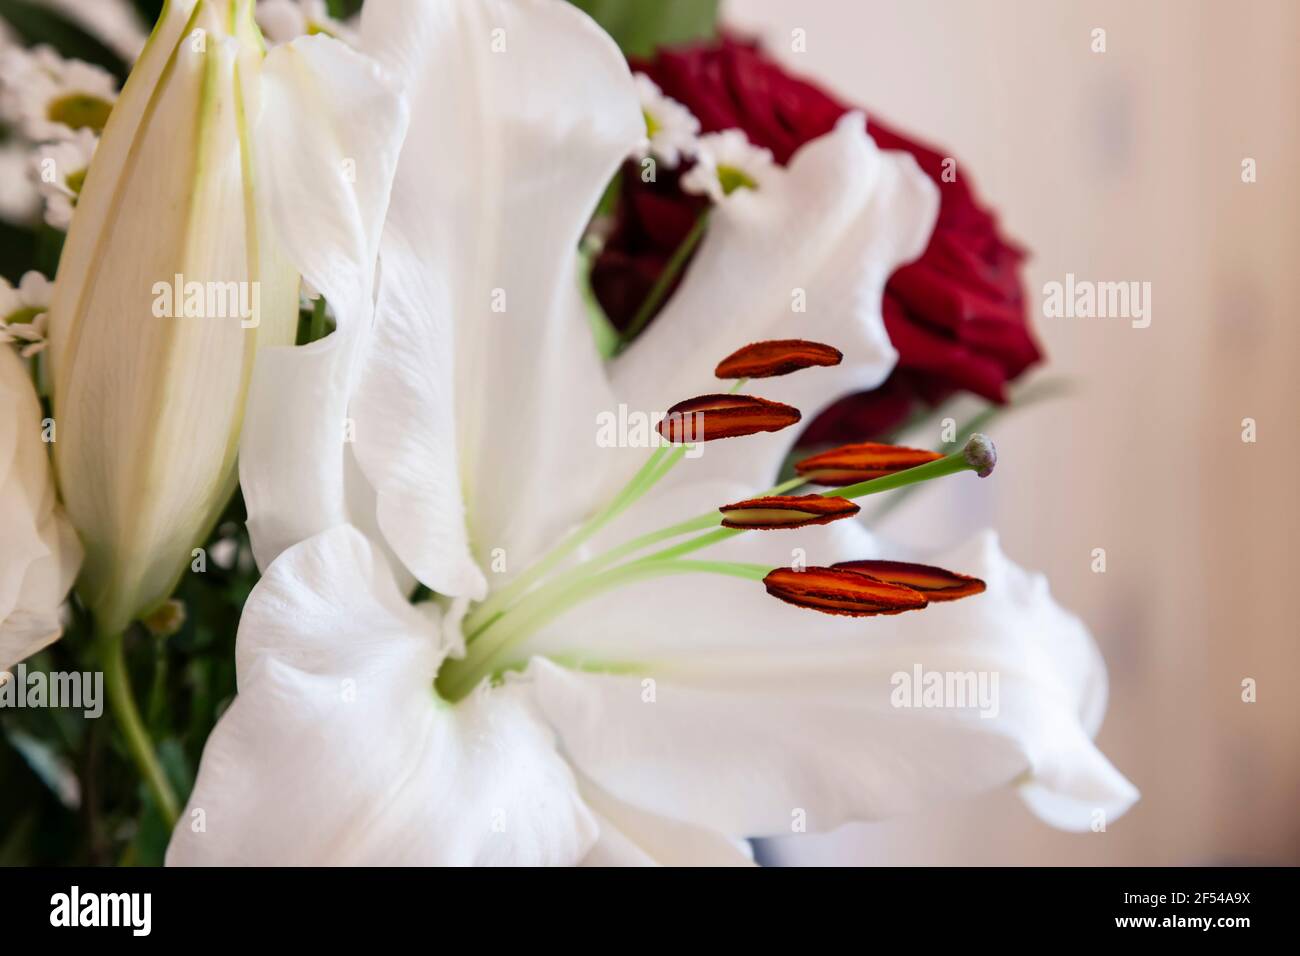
[830,560,986,601]
[794,441,944,486]
[762,566,929,616]
[657,393,800,443]
[719,494,859,530]
[715,339,842,379]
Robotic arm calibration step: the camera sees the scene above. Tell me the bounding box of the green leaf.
[4,727,81,810]
[567,0,719,57]
[0,0,129,80]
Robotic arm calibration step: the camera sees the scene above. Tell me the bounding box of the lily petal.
[610,113,939,492]
[167,525,596,866]
[578,777,755,867]
[239,36,409,570]
[350,0,642,596]
[523,492,1137,836]
[0,349,81,670]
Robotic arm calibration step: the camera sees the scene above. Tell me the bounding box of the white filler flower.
[1,44,118,141]
[0,270,53,357]
[31,128,98,230]
[633,72,701,168]
[682,128,779,202]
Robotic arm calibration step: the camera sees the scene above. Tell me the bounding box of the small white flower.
[1,45,118,142]
[30,128,98,230]
[0,271,54,358]
[632,73,700,168]
[256,0,358,46]
[681,129,777,202]
[0,142,40,223]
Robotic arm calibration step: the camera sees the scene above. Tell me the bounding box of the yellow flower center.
[46,94,113,132]
[3,306,43,326]
[717,164,757,195]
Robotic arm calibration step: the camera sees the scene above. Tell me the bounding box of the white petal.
[350,0,642,595]
[45,2,289,632]
[167,525,596,866]
[579,777,754,867]
[525,524,1137,837]
[0,348,81,670]
[239,35,409,571]
[611,114,939,492]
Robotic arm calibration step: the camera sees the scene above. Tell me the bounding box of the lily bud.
[47,0,299,635]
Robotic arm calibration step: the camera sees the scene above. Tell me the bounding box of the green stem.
[308,295,327,342]
[624,452,978,567]
[439,558,767,700]
[467,472,807,643]
[97,628,179,827]
[615,209,710,351]
[463,444,685,638]
[865,379,1068,523]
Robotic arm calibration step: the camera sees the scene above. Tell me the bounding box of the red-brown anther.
[656,394,801,443]
[831,560,986,602]
[762,566,929,617]
[714,339,843,379]
[793,442,945,486]
[719,494,860,530]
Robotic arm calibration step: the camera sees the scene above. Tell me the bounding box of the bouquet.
[0,0,1134,866]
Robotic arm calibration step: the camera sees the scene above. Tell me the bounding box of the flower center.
[716,164,757,195]
[642,109,662,139]
[432,340,998,702]
[46,94,113,133]
[3,306,44,326]
[66,167,87,196]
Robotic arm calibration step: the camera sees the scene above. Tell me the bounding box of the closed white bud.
[47,0,299,634]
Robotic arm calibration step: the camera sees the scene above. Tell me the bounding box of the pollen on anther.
[719,494,859,530]
[762,566,929,616]
[831,560,986,601]
[793,442,944,486]
[715,339,842,379]
[657,394,800,443]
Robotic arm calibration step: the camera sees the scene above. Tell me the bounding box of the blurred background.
[724,0,1300,865]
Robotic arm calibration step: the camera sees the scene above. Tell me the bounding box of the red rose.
[590,37,1040,443]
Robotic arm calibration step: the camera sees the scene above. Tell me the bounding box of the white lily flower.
[46,0,407,637]
[0,346,81,672]
[169,0,1136,865]
[30,128,97,230]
